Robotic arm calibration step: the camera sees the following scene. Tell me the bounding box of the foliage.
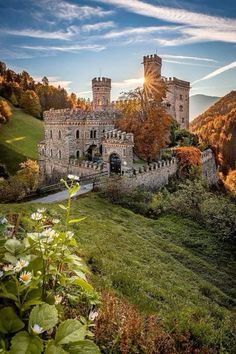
[0,177,100,353]
[0,98,12,123]
[0,175,27,202]
[17,159,39,191]
[190,91,236,171]
[174,146,202,178]
[170,127,199,147]
[225,170,236,196]
[116,85,172,161]
[19,90,41,118]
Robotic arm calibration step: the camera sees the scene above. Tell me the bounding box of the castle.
[38,54,190,183]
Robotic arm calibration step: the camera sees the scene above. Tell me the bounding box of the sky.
[0,0,236,100]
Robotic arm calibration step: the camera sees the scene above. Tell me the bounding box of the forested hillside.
[190,91,236,170]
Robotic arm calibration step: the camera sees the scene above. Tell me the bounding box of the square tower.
[143,54,162,95]
[92,77,111,111]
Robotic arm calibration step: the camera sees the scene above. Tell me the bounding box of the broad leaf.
[69,277,94,294]
[65,340,100,354]
[4,239,24,256]
[29,303,58,332]
[45,340,68,354]
[68,217,86,224]
[0,307,24,333]
[9,331,43,354]
[55,320,87,345]
[58,204,67,210]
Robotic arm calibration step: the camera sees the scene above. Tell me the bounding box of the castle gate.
[110,153,121,174]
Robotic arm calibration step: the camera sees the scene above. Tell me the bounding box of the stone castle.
[38,53,192,184]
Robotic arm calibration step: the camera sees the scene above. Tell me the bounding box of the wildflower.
[37,208,46,213]
[67,174,80,181]
[66,231,74,239]
[0,217,8,225]
[54,295,63,304]
[14,259,29,272]
[3,264,14,272]
[31,212,43,221]
[52,218,60,224]
[41,228,58,241]
[19,271,32,285]
[32,324,44,334]
[89,311,98,321]
[0,271,3,278]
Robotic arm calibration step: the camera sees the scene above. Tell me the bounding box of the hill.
[1,193,235,351]
[0,100,44,173]
[190,94,220,120]
[190,91,236,169]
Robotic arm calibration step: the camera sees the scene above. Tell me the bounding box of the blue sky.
[0,0,235,100]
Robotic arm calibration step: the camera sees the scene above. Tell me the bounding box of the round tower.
[92,77,111,111]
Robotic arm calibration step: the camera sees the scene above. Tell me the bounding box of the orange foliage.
[174,147,201,176]
[225,170,236,195]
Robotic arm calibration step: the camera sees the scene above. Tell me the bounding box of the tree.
[19,90,41,118]
[17,159,39,191]
[10,92,18,106]
[69,92,77,108]
[225,170,236,196]
[42,76,49,86]
[0,99,12,123]
[116,82,172,161]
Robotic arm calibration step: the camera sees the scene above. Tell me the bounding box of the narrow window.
[58,130,61,139]
[58,150,61,159]
[50,149,53,157]
[76,151,80,159]
[90,130,93,139]
[50,130,52,139]
[182,117,185,123]
[180,94,183,100]
[94,130,97,139]
[76,130,80,139]
[179,105,183,112]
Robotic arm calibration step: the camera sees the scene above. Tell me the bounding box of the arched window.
[90,130,93,139]
[50,149,53,157]
[182,117,185,123]
[76,151,80,159]
[58,130,61,139]
[94,130,97,139]
[50,130,52,139]
[76,130,80,139]
[179,105,183,112]
[58,150,61,159]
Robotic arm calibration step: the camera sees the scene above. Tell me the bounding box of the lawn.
[1,193,236,350]
[0,102,44,173]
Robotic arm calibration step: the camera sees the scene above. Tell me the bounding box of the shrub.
[0,177,100,353]
[174,146,202,178]
[0,98,12,122]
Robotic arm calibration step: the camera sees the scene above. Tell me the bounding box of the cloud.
[96,0,236,44]
[34,76,72,90]
[82,21,115,32]
[113,77,144,88]
[160,54,217,62]
[1,26,79,40]
[104,25,178,39]
[192,61,236,84]
[163,60,217,68]
[20,44,106,53]
[38,0,113,21]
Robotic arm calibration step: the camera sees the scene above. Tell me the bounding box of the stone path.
[31,183,93,203]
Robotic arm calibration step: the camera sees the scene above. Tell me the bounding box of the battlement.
[92,77,111,86]
[143,54,162,65]
[133,158,177,175]
[43,108,118,122]
[104,129,134,144]
[163,76,190,88]
[69,159,104,171]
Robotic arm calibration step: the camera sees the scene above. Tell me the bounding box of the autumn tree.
[69,92,77,108]
[0,99,12,123]
[77,97,92,111]
[17,159,39,191]
[19,90,41,118]
[116,81,172,161]
[225,170,236,196]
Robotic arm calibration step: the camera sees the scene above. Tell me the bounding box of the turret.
[143,54,162,87]
[92,77,111,111]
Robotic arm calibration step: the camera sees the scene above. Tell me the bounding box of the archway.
[110,153,121,174]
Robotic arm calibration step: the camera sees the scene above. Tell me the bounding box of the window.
[90,130,97,139]
[179,105,183,112]
[76,151,80,159]
[50,149,53,157]
[182,117,185,123]
[76,130,80,139]
[50,130,52,139]
[166,103,171,108]
[90,130,93,139]
[58,150,61,159]
[180,94,183,100]
[58,130,61,139]
[123,148,126,156]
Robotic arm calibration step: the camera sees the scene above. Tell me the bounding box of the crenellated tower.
[143,54,162,94]
[92,77,111,111]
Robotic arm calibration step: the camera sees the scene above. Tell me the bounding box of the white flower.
[0,217,8,225]
[54,295,63,304]
[66,231,74,239]
[31,212,43,221]
[0,271,3,278]
[3,264,14,272]
[42,228,57,239]
[32,324,44,334]
[89,311,98,321]
[19,271,32,285]
[14,259,29,272]
[52,218,60,224]
[37,208,46,213]
[67,174,80,181]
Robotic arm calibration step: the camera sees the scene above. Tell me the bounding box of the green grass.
[0,101,44,173]
[1,193,236,350]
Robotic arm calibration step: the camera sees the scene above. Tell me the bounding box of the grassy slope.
[0,102,44,173]
[1,193,235,348]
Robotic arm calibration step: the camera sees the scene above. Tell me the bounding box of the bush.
[0,98,12,123]
[0,177,100,353]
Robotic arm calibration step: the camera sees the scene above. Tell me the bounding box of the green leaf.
[29,303,58,332]
[9,331,43,354]
[0,293,18,302]
[65,340,100,354]
[69,183,80,197]
[4,239,25,256]
[45,340,68,354]
[55,319,87,345]
[58,204,68,210]
[69,278,94,294]
[21,300,44,312]
[0,307,24,333]
[68,217,86,224]
[3,252,17,264]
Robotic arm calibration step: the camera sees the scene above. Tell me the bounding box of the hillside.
[190,91,236,169]
[0,101,44,173]
[190,94,220,120]
[1,193,236,351]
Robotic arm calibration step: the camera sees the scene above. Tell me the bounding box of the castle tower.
[143,54,162,95]
[92,77,111,111]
